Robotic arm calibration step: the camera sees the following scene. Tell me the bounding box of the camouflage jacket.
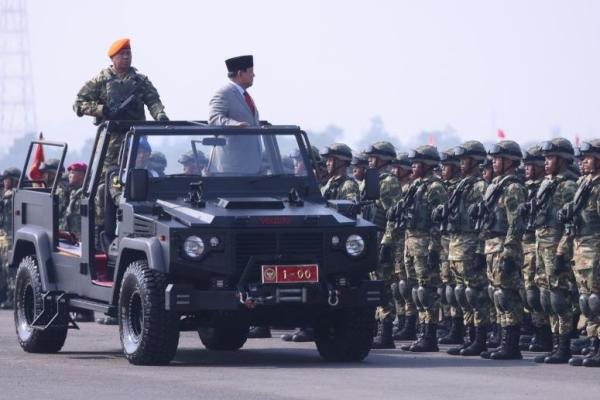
[321,175,360,201]
[382,179,410,246]
[533,172,577,247]
[483,174,526,257]
[61,188,83,236]
[73,66,167,123]
[404,174,447,253]
[448,175,487,261]
[362,171,401,231]
[0,189,14,240]
[523,178,543,244]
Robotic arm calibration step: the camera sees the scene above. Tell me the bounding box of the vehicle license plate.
[261,264,319,284]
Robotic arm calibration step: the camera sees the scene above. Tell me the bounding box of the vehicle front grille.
[235,231,324,271]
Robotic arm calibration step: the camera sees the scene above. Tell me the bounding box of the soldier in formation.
[0,168,21,309]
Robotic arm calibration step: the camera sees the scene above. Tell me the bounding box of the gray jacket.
[208,82,260,126]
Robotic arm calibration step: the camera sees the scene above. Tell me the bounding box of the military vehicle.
[10,121,383,365]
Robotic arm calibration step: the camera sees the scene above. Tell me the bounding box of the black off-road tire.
[198,314,249,351]
[14,255,68,353]
[118,260,179,365]
[314,306,375,362]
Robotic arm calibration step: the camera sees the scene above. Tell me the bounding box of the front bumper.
[165,280,385,312]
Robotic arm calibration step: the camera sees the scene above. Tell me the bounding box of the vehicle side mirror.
[363,168,380,201]
[129,169,149,201]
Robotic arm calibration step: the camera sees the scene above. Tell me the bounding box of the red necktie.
[243,91,255,114]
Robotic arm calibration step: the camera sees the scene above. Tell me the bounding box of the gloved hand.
[499,256,516,275]
[552,254,568,275]
[474,253,487,271]
[378,244,392,266]
[157,113,169,122]
[427,251,440,271]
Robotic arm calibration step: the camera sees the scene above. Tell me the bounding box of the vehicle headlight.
[183,235,205,258]
[345,234,365,257]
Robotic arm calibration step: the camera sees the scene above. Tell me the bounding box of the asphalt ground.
[0,310,598,400]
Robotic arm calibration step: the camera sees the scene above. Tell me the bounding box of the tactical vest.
[323,176,349,200]
[575,176,600,236]
[104,69,146,121]
[481,176,520,236]
[532,175,568,230]
[447,176,481,233]
[363,173,391,230]
[523,179,541,239]
[404,176,439,231]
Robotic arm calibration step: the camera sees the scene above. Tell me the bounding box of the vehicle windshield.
[130,132,308,178]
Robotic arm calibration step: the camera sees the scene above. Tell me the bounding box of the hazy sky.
[9,0,600,152]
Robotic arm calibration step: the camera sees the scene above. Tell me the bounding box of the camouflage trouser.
[395,236,417,317]
[536,241,574,335]
[405,234,441,324]
[441,257,462,318]
[375,233,396,323]
[0,233,14,305]
[487,251,524,328]
[522,241,549,327]
[573,235,600,339]
[450,259,490,327]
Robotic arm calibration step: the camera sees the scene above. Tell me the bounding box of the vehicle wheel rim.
[122,291,143,353]
[16,283,35,341]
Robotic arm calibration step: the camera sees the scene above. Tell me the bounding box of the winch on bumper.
[165,280,385,312]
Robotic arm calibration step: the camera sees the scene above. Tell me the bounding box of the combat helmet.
[522,145,545,165]
[392,152,411,170]
[440,148,460,166]
[408,145,440,166]
[351,151,369,167]
[2,167,21,179]
[488,140,522,160]
[540,138,574,161]
[178,150,207,166]
[149,152,167,169]
[321,143,353,161]
[454,140,487,161]
[39,158,63,173]
[481,156,493,169]
[578,139,600,159]
[365,141,396,161]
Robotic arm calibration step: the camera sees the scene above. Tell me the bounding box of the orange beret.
[107,38,130,58]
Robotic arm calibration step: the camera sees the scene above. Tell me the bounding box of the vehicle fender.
[11,226,56,292]
[116,237,166,273]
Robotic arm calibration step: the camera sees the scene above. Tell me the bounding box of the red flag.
[497,129,506,140]
[29,132,45,181]
[575,134,580,147]
[428,133,435,146]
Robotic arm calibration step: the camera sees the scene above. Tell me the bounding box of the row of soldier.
[312,138,600,368]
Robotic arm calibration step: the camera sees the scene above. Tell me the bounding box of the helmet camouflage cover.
[454,140,486,161]
[321,143,353,161]
[365,141,396,161]
[488,140,522,160]
[522,145,545,165]
[408,145,440,166]
[540,137,574,161]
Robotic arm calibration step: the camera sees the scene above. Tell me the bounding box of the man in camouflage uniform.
[435,148,465,345]
[442,141,490,356]
[73,38,169,175]
[399,145,447,352]
[0,167,21,309]
[351,151,369,193]
[179,150,208,175]
[148,152,167,177]
[522,138,578,364]
[481,157,494,184]
[475,140,527,360]
[363,141,401,349]
[388,153,418,341]
[518,146,554,353]
[320,143,360,201]
[61,162,88,238]
[560,140,600,367]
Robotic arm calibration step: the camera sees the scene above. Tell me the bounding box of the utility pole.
[0,0,36,146]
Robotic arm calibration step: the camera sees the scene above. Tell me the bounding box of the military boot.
[488,325,522,360]
[447,323,475,355]
[543,334,572,364]
[392,315,406,340]
[372,320,396,349]
[409,324,439,352]
[248,326,271,339]
[534,333,559,363]
[570,337,599,366]
[529,325,553,352]
[487,322,501,348]
[570,336,590,355]
[460,325,488,356]
[438,317,464,345]
[401,323,423,350]
[582,340,600,367]
[395,314,417,341]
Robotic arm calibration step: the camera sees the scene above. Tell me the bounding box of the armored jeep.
[11,121,383,365]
